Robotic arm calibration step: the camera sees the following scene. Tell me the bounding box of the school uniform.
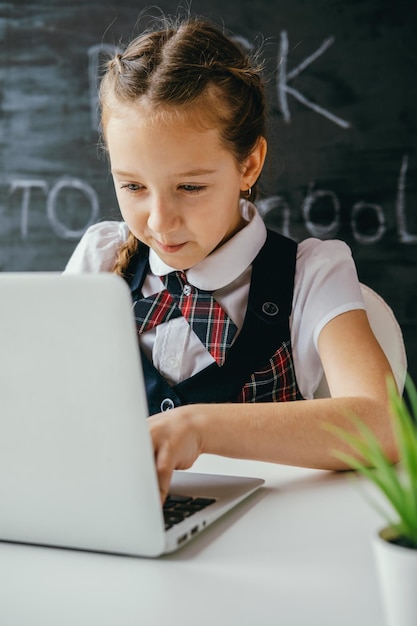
[64,201,365,413]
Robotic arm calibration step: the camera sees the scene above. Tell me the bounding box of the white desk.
[0,455,385,626]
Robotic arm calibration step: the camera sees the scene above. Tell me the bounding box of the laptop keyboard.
[163,494,216,530]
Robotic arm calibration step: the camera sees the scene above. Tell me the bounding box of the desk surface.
[0,455,385,626]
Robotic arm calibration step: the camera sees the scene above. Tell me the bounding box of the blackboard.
[1,0,416,379]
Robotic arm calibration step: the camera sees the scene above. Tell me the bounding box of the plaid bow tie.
[133,271,237,366]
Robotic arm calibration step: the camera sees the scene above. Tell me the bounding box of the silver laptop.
[0,272,263,557]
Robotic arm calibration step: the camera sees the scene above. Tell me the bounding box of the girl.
[65,16,397,502]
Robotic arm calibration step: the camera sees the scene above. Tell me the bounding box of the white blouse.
[64,201,365,399]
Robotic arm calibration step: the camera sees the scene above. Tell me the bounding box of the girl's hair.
[100,16,267,276]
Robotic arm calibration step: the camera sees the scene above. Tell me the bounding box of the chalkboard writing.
[0,0,416,378]
[277,31,350,129]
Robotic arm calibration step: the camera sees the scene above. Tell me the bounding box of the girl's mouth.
[154,240,186,254]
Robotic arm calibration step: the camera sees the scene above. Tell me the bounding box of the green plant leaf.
[324,374,417,545]
[388,376,417,538]
[324,419,404,512]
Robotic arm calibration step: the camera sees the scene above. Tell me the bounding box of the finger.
[155,448,174,505]
[159,486,168,506]
[158,473,171,505]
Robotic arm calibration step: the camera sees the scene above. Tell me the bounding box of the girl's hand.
[148,406,204,503]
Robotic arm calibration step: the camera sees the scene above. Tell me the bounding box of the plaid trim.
[133,271,237,366]
[134,290,181,334]
[178,293,236,365]
[237,340,303,403]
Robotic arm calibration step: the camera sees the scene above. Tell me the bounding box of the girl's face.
[105,104,265,270]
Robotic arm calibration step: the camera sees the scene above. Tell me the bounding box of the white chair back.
[314,284,407,398]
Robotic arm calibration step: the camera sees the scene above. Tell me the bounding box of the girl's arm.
[148,308,398,502]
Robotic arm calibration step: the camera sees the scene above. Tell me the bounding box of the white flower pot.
[372,526,417,626]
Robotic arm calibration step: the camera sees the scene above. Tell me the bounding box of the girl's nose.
[147,196,180,233]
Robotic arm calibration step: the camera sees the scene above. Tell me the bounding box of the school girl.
[64,16,397,502]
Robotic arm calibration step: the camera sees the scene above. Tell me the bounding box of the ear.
[240,137,267,191]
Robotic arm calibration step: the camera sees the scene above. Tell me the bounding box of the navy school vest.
[124,230,304,415]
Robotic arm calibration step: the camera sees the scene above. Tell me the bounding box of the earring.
[243,187,252,198]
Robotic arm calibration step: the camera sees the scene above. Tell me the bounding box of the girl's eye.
[179,185,205,194]
[120,183,142,192]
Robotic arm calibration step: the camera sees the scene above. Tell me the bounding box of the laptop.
[0,272,263,557]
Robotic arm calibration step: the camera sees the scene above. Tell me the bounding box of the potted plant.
[325,375,417,626]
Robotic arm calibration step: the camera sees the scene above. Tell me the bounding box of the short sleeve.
[63,221,129,274]
[290,238,365,399]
